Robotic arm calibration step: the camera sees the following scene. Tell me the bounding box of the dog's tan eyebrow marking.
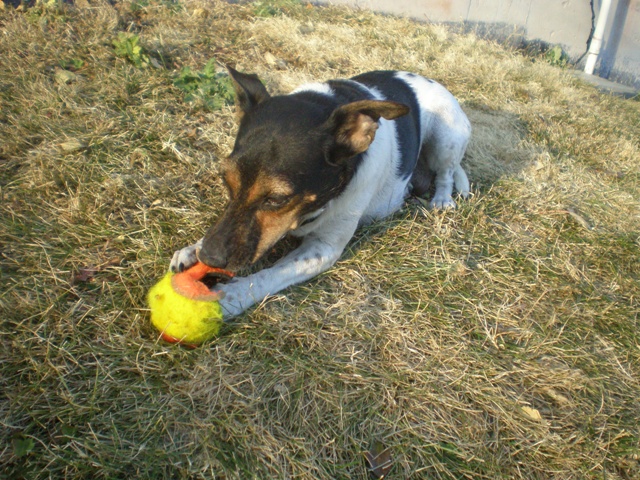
[246,174,294,204]
[221,160,241,198]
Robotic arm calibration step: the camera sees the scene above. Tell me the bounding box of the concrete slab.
[573,71,638,98]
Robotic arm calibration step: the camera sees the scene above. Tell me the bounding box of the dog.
[170,67,471,318]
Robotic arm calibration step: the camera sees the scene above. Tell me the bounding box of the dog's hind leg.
[453,164,470,199]
[425,125,470,209]
[409,148,434,198]
[430,167,456,209]
[410,146,466,208]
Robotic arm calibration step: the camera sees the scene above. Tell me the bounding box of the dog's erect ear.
[323,100,410,164]
[227,65,271,114]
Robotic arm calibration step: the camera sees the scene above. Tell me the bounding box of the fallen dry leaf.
[58,139,87,153]
[70,257,122,285]
[55,68,77,85]
[72,266,98,284]
[565,206,593,230]
[365,441,392,479]
[521,406,543,422]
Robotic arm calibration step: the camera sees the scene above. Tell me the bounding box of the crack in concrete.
[578,0,597,63]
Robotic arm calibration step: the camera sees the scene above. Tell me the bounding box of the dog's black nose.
[197,246,228,269]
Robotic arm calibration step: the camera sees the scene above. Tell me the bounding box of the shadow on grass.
[463,104,537,191]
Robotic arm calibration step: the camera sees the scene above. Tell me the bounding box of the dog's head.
[197,67,409,271]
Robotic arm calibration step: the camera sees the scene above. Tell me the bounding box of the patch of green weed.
[545,45,569,67]
[112,32,150,68]
[252,0,301,17]
[60,58,85,71]
[12,434,35,459]
[173,59,235,111]
[25,0,69,23]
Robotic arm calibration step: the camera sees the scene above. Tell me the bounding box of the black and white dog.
[171,68,471,318]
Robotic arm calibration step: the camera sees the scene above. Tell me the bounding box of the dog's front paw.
[170,241,201,272]
[217,277,256,319]
[430,193,456,210]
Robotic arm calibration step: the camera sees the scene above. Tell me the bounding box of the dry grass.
[1,0,639,478]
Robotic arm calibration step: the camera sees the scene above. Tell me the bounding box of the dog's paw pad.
[430,195,456,210]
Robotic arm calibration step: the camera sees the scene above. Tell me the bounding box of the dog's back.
[171,69,470,317]
[292,70,471,230]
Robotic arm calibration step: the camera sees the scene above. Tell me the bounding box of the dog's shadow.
[461,104,538,191]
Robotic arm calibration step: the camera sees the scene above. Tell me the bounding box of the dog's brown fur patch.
[220,158,243,199]
[247,174,294,205]
[252,193,317,263]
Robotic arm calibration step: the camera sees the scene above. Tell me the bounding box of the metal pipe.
[584,0,613,75]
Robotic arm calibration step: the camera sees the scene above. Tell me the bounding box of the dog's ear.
[227,65,271,114]
[323,100,410,164]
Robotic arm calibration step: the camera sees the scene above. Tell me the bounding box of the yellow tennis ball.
[148,272,223,346]
[148,262,233,347]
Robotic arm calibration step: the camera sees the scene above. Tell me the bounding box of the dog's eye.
[262,195,290,210]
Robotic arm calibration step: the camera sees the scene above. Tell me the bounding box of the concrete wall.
[316,0,640,87]
[599,0,640,84]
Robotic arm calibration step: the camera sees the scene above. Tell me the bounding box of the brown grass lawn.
[1,0,639,478]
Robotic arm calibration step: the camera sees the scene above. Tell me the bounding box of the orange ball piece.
[147,262,234,348]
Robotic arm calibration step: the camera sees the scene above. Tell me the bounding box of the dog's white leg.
[169,237,203,272]
[217,219,358,318]
[427,139,469,209]
[430,164,470,208]
[430,167,456,209]
[453,165,470,198]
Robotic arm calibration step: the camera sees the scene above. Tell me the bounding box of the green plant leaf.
[173,59,235,111]
[113,33,149,68]
[252,0,300,17]
[545,45,568,67]
[12,436,35,458]
[61,425,77,437]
